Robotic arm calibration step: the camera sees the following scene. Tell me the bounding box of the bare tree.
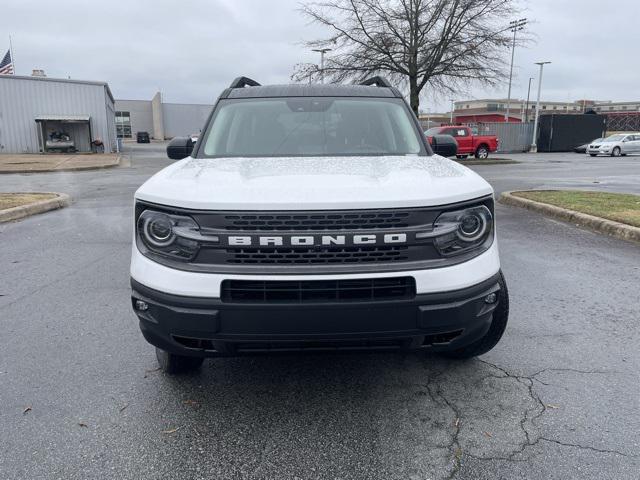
[293,0,524,114]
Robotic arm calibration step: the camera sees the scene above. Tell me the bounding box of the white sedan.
[587,133,640,157]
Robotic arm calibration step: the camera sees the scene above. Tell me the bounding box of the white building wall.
[162,103,212,138]
[114,95,214,140]
[0,75,115,153]
[114,99,154,137]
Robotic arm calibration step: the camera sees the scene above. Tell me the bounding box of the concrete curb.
[0,193,71,223]
[0,155,122,174]
[499,190,640,244]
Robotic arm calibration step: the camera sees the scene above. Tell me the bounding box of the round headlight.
[457,210,488,242]
[142,213,174,247]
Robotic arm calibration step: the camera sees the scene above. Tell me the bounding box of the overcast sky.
[2,0,638,112]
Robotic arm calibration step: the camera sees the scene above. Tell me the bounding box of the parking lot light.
[530,61,551,152]
[505,18,528,122]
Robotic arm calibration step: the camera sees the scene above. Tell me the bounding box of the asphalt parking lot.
[1,143,639,479]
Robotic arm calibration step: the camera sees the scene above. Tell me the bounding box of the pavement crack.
[530,367,614,377]
[538,437,633,458]
[472,360,547,461]
[425,376,462,479]
[472,360,629,464]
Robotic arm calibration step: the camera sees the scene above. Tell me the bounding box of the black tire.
[475,145,489,159]
[155,347,204,374]
[441,271,509,359]
[611,147,621,157]
[589,154,597,157]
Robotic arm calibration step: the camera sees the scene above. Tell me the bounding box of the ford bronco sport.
[130,76,509,373]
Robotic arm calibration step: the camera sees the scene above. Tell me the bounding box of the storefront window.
[115,111,132,138]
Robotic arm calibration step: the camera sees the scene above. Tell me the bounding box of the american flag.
[0,50,14,75]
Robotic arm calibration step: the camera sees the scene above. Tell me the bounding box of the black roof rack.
[229,76,261,89]
[359,76,393,88]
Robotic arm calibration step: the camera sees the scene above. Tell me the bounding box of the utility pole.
[505,18,527,122]
[450,99,455,123]
[530,61,551,152]
[312,48,332,84]
[524,77,533,122]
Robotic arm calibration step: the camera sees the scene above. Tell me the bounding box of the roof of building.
[593,100,640,106]
[34,114,91,121]
[0,74,114,103]
[225,83,398,99]
[455,98,592,106]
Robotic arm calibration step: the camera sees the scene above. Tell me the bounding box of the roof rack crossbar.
[229,77,261,89]
[359,76,393,88]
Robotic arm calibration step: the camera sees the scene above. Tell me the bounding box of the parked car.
[587,133,640,157]
[130,76,509,373]
[425,126,498,159]
[574,138,603,153]
[136,131,150,143]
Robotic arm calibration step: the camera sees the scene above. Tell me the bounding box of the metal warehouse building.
[0,75,117,154]
[115,93,212,140]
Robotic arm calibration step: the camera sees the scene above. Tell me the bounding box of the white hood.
[135,155,493,210]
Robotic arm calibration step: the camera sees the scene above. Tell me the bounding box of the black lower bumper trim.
[131,273,501,357]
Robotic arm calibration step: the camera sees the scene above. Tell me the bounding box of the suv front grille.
[226,245,409,264]
[138,197,494,274]
[223,212,411,231]
[221,277,416,303]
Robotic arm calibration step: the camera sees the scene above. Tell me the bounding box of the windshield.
[424,127,442,136]
[202,97,425,157]
[603,134,625,142]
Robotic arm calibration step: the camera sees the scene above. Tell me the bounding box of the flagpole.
[9,35,15,74]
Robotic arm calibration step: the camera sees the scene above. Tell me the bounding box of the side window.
[443,128,456,136]
[457,129,467,137]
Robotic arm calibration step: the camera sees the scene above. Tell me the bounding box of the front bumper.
[131,272,503,357]
[587,148,610,155]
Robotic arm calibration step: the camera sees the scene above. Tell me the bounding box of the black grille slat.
[225,246,409,265]
[221,277,415,303]
[223,211,411,231]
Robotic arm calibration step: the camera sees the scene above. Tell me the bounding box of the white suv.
[130,76,509,373]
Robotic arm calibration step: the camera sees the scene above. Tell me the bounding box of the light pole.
[524,76,534,123]
[450,99,455,123]
[312,48,332,84]
[505,18,527,122]
[530,61,551,152]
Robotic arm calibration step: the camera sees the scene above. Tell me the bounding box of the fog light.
[484,293,497,304]
[135,300,149,311]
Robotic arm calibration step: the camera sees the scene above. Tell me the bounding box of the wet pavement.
[1,145,639,479]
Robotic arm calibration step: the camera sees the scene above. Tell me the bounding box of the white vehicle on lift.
[130,76,509,374]
[587,133,640,157]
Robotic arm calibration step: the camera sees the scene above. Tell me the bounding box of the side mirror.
[167,137,194,160]
[430,134,458,157]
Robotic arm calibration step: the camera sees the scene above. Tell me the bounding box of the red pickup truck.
[425,126,499,159]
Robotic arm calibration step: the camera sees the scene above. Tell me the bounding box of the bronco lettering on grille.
[227,233,407,247]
